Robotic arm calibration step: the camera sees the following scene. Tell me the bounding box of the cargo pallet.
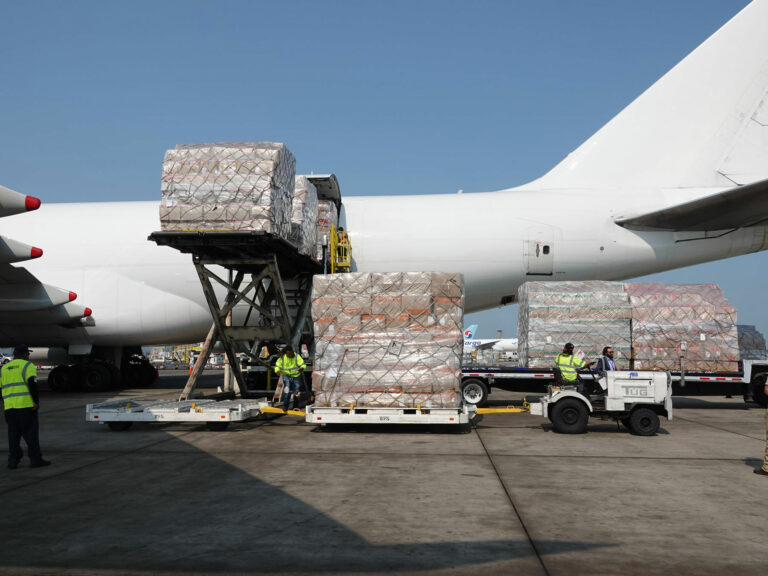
[86,398,270,430]
[305,404,476,425]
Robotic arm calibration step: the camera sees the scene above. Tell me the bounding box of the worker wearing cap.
[1,345,50,469]
[275,346,306,411]
[554,343,594,394]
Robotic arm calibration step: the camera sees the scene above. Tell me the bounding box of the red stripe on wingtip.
[30,247,43,258]
[25,196,41,211]
[83,307,92,317]
[68,291,77,302]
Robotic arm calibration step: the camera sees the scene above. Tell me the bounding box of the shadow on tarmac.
[0,422,615,574]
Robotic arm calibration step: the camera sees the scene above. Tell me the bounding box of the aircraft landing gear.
[47,354,157,392]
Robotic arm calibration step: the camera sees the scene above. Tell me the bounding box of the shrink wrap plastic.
[737,325,767,360]
[518,281,745,372]
[316,200,338,261]
[291,176,319,257]
[160,142,294,236]
[518,282,631,369]
[626,283,740,372]
[311,272,464,408]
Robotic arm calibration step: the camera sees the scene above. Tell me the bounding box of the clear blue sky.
[1,0,761,338]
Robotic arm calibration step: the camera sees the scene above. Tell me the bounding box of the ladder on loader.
[149,231,322,401]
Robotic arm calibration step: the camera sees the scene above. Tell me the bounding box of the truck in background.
[460,357,768,408]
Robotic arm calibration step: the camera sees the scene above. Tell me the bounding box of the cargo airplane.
[2,0,768,391]
[463,325,518,359]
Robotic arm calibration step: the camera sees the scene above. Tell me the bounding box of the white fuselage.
[1,187,766,348]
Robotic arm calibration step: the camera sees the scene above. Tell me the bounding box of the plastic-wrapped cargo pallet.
[737,325,767,360]
[626,283,740,372]
[311,272,464,408]
[517,281,632,369]
[316,200,338,261]
[159,142,294,237]
[291,175,319,257]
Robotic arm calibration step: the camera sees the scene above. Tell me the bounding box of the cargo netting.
[291,175,319,258]
[626,283,740,372]
[311,272,464,408]
[518,281,747,372]
[738,325,767,360]
[518,281,632,369]
[159,142,294,236]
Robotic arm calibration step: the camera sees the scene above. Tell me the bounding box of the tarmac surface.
[1,369,767,575]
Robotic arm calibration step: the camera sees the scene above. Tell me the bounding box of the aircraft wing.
[474,340,500,351]
[0,184,92,331]
[615,177,768,231]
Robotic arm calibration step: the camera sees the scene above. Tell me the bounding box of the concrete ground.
[1,370,767,575]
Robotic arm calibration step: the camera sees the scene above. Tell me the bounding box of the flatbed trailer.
[460,359,768,407]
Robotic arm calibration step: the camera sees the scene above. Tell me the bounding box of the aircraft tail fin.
[464,324,478,340]
[528,0,768,191]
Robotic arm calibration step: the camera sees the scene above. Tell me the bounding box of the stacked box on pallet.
[291,175,319,257]
[159,142,294,236]
[316,200,338,261]
[517,281,632,369]
[738,325,767,360]
[626,283,740,372]
[311,272,464,408]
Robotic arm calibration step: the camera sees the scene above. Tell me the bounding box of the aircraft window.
[543,245,550,255]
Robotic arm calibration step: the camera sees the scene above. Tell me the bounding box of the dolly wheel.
[550,398,589,434]
[629,407,660,436]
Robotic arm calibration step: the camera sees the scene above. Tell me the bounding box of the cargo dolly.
[86,397,270,431]
[305,403,477,425]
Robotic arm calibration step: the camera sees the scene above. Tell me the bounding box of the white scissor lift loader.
[530,370,673,435]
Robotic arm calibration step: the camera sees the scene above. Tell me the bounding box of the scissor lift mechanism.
[149,231,322,401]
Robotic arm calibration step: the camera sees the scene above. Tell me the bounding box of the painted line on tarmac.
[473,423,552,576]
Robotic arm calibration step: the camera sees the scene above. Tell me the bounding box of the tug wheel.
[629,407,660,436]
[550,398,588,434]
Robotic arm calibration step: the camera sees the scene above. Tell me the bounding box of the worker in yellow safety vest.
[1,345,50,469]
[554,342,595,395]
[275,346,306,411]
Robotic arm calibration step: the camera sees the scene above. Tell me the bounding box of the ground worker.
[755,376,768,477]
[594,346,616,375]
[589,345,616,395]
[275,346,306,411]
[554,342,595,395]
[1,345,51,469]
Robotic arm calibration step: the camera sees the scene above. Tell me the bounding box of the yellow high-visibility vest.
[1,359,36,410]
[554,353,585,382]
[275,354,306,378]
